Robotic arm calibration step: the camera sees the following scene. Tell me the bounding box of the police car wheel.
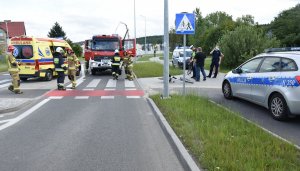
[269,94,289,121]
[222,81,233,99]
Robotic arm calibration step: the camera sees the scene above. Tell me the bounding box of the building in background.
[0,20,26,54]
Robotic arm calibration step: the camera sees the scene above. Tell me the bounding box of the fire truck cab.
[84,34,136,75]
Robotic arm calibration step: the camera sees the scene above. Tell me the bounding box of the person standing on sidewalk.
[207,45,224,78]
[66,48,79,89]
[194,47,206,82]
[6,45,23,94]
[53,47,67,90]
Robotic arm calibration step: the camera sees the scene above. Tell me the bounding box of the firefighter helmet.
[114,49,119,55]
[127,50,133,56]
[56,47,64,54]
[7,45,15,52]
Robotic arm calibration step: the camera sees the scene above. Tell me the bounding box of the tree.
[236,15,255,26]
[269,4,300,46]
[219,25,280,69]
[48,22,67,39]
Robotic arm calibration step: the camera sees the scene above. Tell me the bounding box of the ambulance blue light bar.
[265,47,300,53]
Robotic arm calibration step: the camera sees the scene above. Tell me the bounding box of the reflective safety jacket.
[6,54,19,72]
[112,56,121,66]
[67,54,79,70]
[53,52,65,71]
[123,56,133,66]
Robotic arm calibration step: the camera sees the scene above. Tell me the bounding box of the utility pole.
[163,0,169,98]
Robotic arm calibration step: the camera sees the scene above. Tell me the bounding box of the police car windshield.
[91,39,119,51]
[179,51,192,57]
[13,45,33,59]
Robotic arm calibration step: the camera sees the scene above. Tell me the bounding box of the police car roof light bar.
[265,47,300,53]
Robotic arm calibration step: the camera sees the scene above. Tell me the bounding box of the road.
[0,72,184,171]
[162,86,300,148]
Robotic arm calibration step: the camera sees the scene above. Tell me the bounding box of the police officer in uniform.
[66,48,79,89]
[122,50,134,81]
[53,47,67,90]
[207,46,224,78]
[6,45,23,94]
[112,49,122,80]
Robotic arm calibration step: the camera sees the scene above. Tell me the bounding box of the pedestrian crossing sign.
[175,13,195,34]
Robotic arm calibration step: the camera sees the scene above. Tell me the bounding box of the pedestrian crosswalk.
[0,79,11,89]
[46,78,144,99]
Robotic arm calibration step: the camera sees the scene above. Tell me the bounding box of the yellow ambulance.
[10,36,77,81]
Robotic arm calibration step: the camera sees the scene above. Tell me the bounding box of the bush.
[219,25,280,69]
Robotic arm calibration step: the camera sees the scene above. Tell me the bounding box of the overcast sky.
[1,0,299,42]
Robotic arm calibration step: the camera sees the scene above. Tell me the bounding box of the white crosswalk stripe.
[86,79,101,88]
[0,83,11,88]
[125,79,135,88]
[0,79,11,84]
[106,79,117,88]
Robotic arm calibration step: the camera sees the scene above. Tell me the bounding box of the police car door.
[252,57,281,104]
[235,57,263,100]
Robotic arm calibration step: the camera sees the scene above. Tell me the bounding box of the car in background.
[172,47,192,69]
[222,47,300,120]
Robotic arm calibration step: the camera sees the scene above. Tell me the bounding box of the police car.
[222,47,300,120]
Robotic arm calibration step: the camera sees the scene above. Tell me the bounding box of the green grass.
[134,62,182,78]
[0,56,8,72]
[137,54,155,61]
[151,94,300,170]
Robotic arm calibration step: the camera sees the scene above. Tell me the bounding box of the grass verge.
[134,62,183,78]
[151,94,300,170]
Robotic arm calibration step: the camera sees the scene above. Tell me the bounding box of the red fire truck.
[84,31,136,75]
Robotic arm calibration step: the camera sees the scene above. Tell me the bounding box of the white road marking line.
[86,79,101,88]
[75,96,89,99]
[0,99,50,131]
[0,119,13,124]
[48,96,63,99]
[104,88,115,91]
[3,74,10,76]
[126,96,141,99]
[0,83,10,88]
[0,79,10,84]
[83,88,94,91]
[125,79,135,88]
[125,88,137,90]
[106,79,117,88]
[81,63,85,77]
[101,96,114,99]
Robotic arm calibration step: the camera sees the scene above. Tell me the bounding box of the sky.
[1,0,299,42]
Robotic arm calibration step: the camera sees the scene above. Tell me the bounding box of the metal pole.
[163,0,169,98]
[183,34,186,95]
[144,17,146,55]
[134,0,136,56]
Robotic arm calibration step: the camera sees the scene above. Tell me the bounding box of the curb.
[147,98,201,171]
[135,75,201,170]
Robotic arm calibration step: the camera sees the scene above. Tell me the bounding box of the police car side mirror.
[233,68,243,74]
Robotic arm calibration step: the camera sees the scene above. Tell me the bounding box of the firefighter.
[112,49,122,80]
[66,48,79,89]
[122,50,134,81]
[53,47,67,90]
[6,45,23,94]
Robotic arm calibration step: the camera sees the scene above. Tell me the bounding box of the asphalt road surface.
[0,73,184,171]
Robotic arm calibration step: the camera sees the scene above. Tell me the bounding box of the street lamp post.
[140,15,146,54]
